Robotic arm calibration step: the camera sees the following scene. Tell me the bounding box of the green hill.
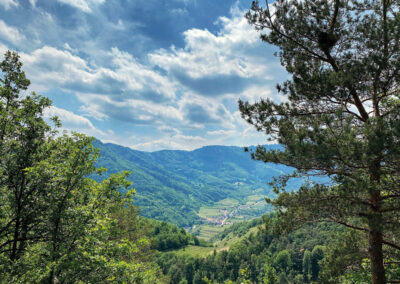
[93,140,298,227]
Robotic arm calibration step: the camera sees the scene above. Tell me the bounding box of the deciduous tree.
[0,50,162,283]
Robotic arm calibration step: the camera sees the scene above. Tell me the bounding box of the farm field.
[174,224,261,258]
[193,194,270,240]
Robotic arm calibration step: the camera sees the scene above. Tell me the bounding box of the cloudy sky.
[0,0,287,151]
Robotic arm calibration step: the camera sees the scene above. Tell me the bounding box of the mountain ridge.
[93,140,294,227]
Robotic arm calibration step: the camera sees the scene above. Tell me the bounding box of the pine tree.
[240,1,400,283]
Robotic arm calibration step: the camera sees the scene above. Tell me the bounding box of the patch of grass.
[216,198,239,207]
[198,207,221,218]
[194,224,228,240]
[246,195,265,202]
[173,245,215,258]
[173,222,262,259]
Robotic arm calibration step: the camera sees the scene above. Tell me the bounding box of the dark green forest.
[154,217,368,284]
[92,140,296,227]
[0,50,380,284]
[2,0,400,282]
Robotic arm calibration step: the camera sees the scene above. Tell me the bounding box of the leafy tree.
[0,50,162,283]
[241,0,400,283]
[302,250,312,282]
[263,258,277,284]
[273,249,292,272]
[0,50,52,262]
[311,245,324,280]
[193,271,206,284]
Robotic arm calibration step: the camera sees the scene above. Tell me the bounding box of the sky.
[0,0,287,151]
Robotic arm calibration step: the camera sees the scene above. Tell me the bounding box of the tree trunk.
[369,228,386,284]
[369,184,386,284]
[48,268,55,284]
[10,217,20,261]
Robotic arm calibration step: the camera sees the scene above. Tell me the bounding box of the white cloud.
[20,46,87,88]
[76,93,183,125]
[235,84,286,105]
[207,129,236,136]
[57,0,105,13]
[18,45,240,130]
[149,8,270,81]
[178,94,235,128]
[44,106,106,137]
[130,134,207,151]
[0,5,284,150]
[109,47,176,102]
[0,0,18,10]
[63,43,78,54]
[29,0,36,7]
[0,20,25,45]
[20,46,175,103]
[0,42,8,55]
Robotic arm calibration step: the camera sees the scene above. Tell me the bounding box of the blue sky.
[0,0,287,151]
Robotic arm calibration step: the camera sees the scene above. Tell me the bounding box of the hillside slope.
[93,140,296,226]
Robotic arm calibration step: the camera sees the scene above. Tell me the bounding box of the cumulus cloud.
[57,0,105,13]
[43,106,106,137]
[0,2,285,150]
[207,129,236,136]
[129,134,207,151]
[0,20,25,45]
[178,94,235,128]
[17,44,239,130]
[108,47,176,103]
[20,46,176,103]
[76,93,183,125]
[148,7,276,97]
[0,0,18,10]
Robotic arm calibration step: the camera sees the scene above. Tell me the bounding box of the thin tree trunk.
[10,218,20,261]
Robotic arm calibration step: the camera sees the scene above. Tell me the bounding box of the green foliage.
[302,250,312,281]
[212,218,263,241]
[263,258,277,284]
[155,216,348,283]
[0,51,163,283]
[274,249,292,273]
[319,230,367,283]
[241,0,400,282]
[310,246,325,281]
[143,219,198,251]
[341,259,372,284]
[93,141,295,227]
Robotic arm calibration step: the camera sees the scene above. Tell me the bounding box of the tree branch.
[382,240,400,251]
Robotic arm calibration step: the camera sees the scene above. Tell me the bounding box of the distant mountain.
[93,140,298,227]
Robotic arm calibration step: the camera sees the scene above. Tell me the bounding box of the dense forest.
[2,0,400,282]
[92,140,294,227]
[155,217,365,283]
[0,50,380,284]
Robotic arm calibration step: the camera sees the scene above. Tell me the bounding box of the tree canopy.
[240,1,400,283]
[0,50,163,283]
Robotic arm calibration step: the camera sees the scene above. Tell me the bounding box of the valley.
[93,140,295,227]
[192,195,270,240]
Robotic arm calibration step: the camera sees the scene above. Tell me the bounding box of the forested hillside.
[93,140,299,226]
[2,0,400,281]
[155,216,366,283]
